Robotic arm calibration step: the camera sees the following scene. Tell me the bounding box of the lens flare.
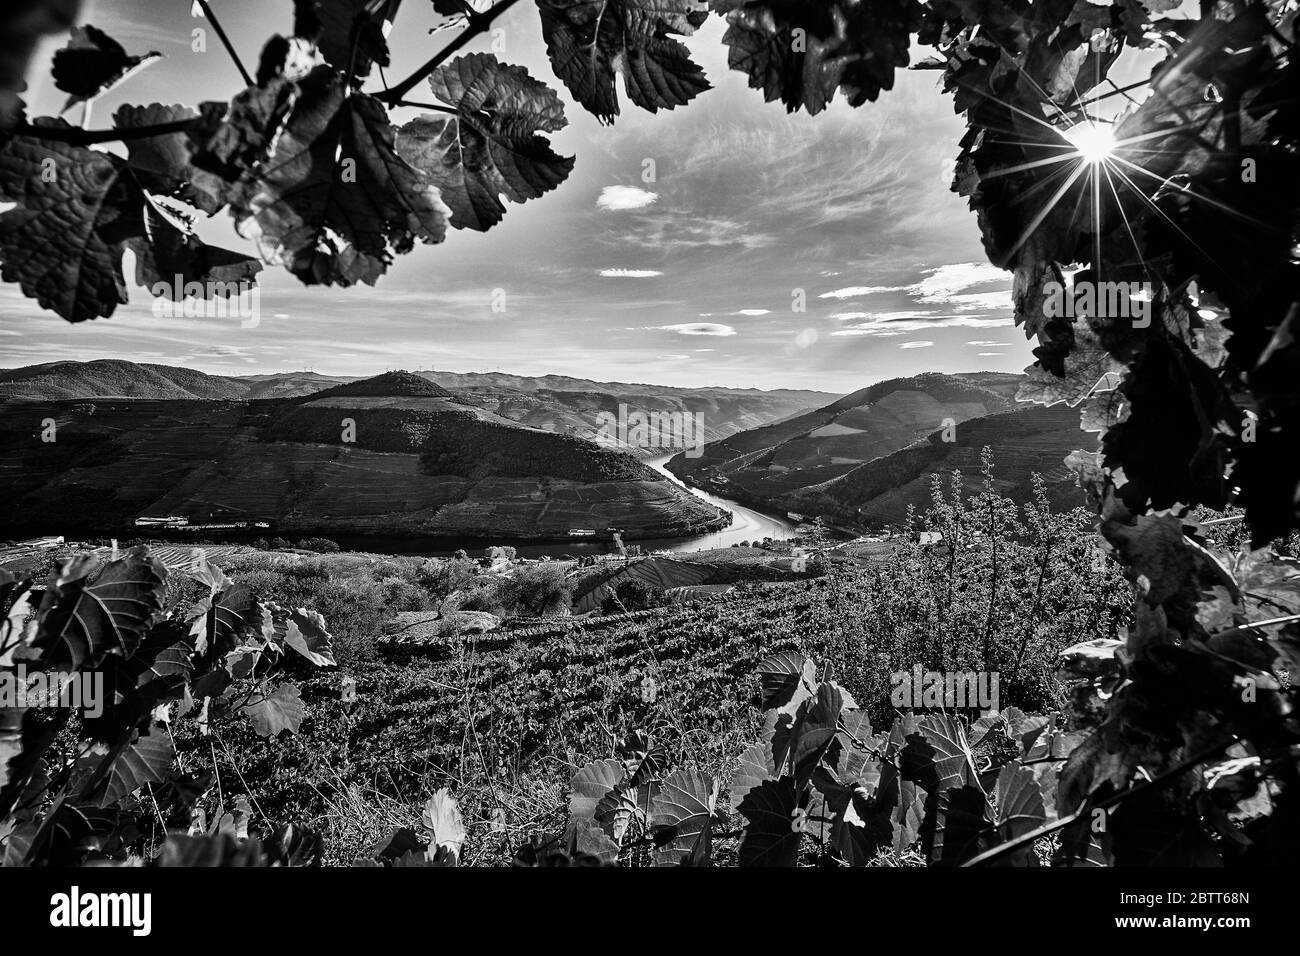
[1063,120,1117,165]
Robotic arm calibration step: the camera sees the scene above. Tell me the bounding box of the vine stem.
[961,737,1236,867]
[194,0,254,87]
[14,117,201,146]
[374,0,525,105]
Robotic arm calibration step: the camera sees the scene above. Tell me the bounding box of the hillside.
[0,374,727,541]
[0,362,830,451]
[791,403,1091,525]
[228,371,356,399]
[0,360,248,401]
[666,372,1015,504]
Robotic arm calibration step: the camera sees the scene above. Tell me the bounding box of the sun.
[1062,120,1118,165]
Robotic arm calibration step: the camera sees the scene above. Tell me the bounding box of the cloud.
[913,262,1008,301]
[820,285,909,300]
[832,309,934,321]
[978,352,1005,356]
[831,314,1013,336]
[654,323,736,336]
[596,186,658,211]
[793,328,818,349]
[965,340,1010,346]
[735,309,771,316]
[899,341,934,349]
[600,269,664,278]
[820,263,1012,313]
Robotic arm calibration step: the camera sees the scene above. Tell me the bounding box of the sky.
[0,0,1040,392]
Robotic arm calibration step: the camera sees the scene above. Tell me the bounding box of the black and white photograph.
[0,0,1294,932]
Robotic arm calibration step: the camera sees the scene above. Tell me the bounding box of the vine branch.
[194,0,254,88]
[375,0,525,105]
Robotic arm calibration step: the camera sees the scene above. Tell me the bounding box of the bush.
[495,562,572,618]
[298,536,341,553]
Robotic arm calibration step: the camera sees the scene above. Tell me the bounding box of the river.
[641,454,799,553]
[327,453,800,559]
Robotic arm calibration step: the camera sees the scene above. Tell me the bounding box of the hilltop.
[0,373,727,541]
[666,372,1092,526]
[307,370,454,400]
[666,372,1015,503]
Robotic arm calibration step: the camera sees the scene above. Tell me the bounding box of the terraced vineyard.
[187,579,843,861]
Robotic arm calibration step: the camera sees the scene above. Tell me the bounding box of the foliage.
[0,546,335,866]
[1,0,1298,866]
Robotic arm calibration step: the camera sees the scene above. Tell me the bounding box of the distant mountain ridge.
[0,361,833,454]
[0,372,728,541]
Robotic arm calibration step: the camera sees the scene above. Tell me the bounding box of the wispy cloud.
[820,285,910,300]
[596,186,658,211]
[600,269,664,278]
[654,323,737,337]
[966,340,1011,347]
[831,315,1012,337]
[900,341,935,349]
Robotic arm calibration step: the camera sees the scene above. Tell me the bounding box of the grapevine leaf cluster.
[0,547,336,866]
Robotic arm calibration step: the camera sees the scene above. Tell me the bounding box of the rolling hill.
[665,372,1092,527]
[0,372,728,541]
[0,360,249,401]
[665,373,1014,501]
[790,403,1091,526]
[0,362,831,452]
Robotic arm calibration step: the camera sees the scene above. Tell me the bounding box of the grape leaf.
[568,757,623,820]
[293,0,402,80]
[755,650,815,712]
[985,763,1047,865]
[98,728,173,807]
[649,769,716,865]
[0,120,257,321]
[537,0,710,124]
[129,201,262,299]
[228,66,449,286]
[51,24,161,113]
[188,78,295,199]
[84,619,194,740]
[736,776,803,866]
[113,103,226,214]
[593,780,648,844]
[0,0,81,132]
[899,714,980,794]
[33,548,166,669]
[240,681,305,737]
[188,580,263,659]
[716,0,924,116]
[729,711,779,810]
[0,124,142,321]
[280,607,336,667]
[929,784,990,865]
[396,53,574,232]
